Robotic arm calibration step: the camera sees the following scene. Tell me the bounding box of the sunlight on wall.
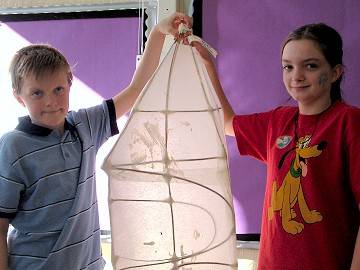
[70,79,128,231]
[0,24,29,135]
[0,22,127,231]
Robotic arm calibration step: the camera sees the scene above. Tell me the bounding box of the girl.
[196,23,360,270]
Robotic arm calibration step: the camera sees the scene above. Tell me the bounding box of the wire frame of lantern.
[102,40,238,270]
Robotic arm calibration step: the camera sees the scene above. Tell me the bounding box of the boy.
[0,13,192,270]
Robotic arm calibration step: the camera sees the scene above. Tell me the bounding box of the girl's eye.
[306,63,318,69]
[282,65,292,71]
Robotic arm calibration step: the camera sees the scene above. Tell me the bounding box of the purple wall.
[203,1,360,234]
[7,17,138,99]
[6,2,360,235]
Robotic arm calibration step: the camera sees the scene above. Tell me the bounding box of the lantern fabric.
[102,41,238,270]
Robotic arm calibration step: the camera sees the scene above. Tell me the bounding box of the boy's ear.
[13,90,25,107]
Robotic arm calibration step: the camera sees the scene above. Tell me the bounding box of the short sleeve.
[0,134,25,218]
[345,106,360,204]
[233,111,272,162]
[67,100,119,151]
[106,99,119,136]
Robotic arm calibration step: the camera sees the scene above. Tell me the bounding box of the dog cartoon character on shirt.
[268,135,327,235]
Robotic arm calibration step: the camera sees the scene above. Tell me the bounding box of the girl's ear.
[331,64,343,83]
[13,90,25,107]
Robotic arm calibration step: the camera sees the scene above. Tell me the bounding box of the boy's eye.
[31,90,43,98]
[54,87,64,95]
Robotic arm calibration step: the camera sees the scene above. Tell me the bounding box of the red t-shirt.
[233,101,360,270]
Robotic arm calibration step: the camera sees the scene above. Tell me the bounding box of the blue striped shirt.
[0,100,118,270]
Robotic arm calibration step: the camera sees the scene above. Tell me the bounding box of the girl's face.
[282,39,342,114]
[13,69,70,133]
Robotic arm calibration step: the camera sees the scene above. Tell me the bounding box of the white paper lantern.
[102,41,238,270]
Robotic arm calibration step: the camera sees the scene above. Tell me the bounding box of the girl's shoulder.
[341,102,360,112]
[330,101,360,118]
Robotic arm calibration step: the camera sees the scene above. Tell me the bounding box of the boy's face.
[13,69,70,133]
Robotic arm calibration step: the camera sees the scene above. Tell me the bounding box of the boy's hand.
[155,12,193,40]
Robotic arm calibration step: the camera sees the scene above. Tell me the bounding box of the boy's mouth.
[43,109,62,114]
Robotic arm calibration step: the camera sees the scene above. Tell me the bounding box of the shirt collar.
[15,115,75,136]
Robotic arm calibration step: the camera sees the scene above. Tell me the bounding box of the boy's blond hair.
[10,44,73,94]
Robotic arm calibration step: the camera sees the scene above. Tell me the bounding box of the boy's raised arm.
[113,12,192,119]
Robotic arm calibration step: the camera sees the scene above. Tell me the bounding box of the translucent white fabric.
[102,41,237,269]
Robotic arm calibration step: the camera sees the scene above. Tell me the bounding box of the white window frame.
[0,0,195,44]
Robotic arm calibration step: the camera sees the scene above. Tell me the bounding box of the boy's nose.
[44,94,56,107]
